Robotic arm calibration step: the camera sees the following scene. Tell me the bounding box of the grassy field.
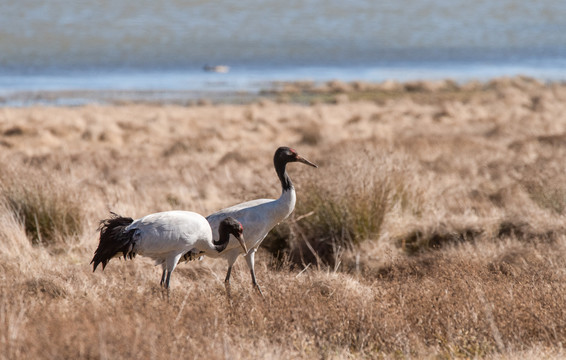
[1,76,566,359]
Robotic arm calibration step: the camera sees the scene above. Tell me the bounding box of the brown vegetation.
[1,76,566,358]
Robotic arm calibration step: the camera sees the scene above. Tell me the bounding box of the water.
[2,0,566,105]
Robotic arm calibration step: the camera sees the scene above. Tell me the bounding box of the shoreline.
[1,57,566,107]
[0,75,560,108]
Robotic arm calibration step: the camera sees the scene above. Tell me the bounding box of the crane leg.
[162,254,181,297]
[224,266,233,283]
[160,268,167,287]
[244,250,264,297]
[250,269,263,297]
[164,270,172,301]
[223,265,233,299]
[165,270,172,289]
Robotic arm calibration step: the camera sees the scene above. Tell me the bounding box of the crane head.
[220,217,247,253]
[275,146,318,168]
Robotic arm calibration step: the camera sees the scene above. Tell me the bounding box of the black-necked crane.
[91,211,247,290]
[205,147,317,295]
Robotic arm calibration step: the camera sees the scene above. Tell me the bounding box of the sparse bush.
[524,179,566,215]
[288,178,390,265]
[265,148,423,266]
[0,169,83,247]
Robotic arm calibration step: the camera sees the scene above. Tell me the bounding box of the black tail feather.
[91,213,136,272]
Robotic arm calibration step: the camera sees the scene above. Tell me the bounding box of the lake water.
[2,0,566,104]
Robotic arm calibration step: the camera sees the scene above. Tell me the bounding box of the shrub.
[0,169,83,247]
[523,179,566,215]
[265,148,423,267]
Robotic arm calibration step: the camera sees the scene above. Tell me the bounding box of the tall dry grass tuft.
[0,165,83,249]
[0,201,32,262]
[523,178,566,215]
[265,146,424,267]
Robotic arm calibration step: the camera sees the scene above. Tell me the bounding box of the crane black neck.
[275,158,293,192]
[214,227,231,252]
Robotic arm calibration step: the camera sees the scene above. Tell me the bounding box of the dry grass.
[0,166,83,248]
[265,148,424,266]
[1,76,566,358]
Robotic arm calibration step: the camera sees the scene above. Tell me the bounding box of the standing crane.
[205,147,317,295]
[91,211,247,290]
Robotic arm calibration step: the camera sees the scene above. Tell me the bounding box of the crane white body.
[91,211,245,290]
[126,211,214,271]
[206,189,295,262]
[204,147,317,295]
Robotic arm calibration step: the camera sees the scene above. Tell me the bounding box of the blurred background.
[1,0,566,104]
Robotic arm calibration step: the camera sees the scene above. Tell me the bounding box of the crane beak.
[236,234,248,254]
[296,155,318,168]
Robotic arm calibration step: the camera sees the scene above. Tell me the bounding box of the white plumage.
[127,211,216,274]
[91,211,246,290]
[205,146,317,295]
